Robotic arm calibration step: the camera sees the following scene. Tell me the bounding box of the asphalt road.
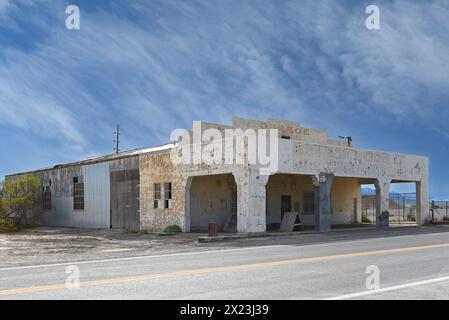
[2,227,449,300]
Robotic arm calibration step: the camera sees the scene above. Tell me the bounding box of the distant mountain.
[361,187,375,196]
[361,188,416,208]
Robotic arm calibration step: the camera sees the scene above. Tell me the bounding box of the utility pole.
[113,124,120,154]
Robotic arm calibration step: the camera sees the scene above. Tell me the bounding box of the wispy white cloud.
[0,0,308,151]
[2,0,449,144]
[339,1,449,117]
[0,49,85,145]
[0,0,13,26]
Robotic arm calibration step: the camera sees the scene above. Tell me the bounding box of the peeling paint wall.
[40,162,112,228]
[31,166,84,228]
[14,164,110,229]
[165,117,429,231]
[281,139,427,181]
[139,151,186,231]
[7,156,140,229]
[109,157,139,172]
[232,117,330,144]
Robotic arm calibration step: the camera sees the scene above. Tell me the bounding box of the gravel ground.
[0,228,215,268]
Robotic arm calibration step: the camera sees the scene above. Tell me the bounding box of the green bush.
[0,217,16,233]
[0,175,40,232]
[164,225,182,233]
[407,215,416,222]
[362,214,371,223]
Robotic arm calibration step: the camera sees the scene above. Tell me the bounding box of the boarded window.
[43,186,52,211]
[73,176,84,210]
[154,183,161,209]
[303,192,315,214]
[164,183,172,200]
[164,183,172,209]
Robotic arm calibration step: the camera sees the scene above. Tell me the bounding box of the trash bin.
[208,221,218,237]
[378,211,389,228]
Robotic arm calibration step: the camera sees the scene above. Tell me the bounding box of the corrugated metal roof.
[7,143,175,177]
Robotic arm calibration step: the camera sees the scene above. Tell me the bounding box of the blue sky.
[0,0,448,198]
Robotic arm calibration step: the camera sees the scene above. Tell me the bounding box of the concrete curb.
[198,235,242,243]
[198,230,319,242]
[198,225,422,243]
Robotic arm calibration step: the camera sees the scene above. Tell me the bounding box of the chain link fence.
[430,200,449,222]
[362,193,449,224]
[362,192,417,224]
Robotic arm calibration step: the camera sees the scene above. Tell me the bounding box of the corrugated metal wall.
[25,156,141,229]
[39,163,110,228]
[40,166,82,228]
[82,163,110,228]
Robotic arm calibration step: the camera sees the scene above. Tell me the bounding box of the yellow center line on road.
[2,242,449,297]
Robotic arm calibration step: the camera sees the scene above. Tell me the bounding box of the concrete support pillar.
[312,173,334,232]
[182,177,193,232]
[234,169,269,233]
[416,180,429,225]
[375,179,390,228]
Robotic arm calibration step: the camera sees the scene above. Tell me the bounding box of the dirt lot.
[0,227,222,268]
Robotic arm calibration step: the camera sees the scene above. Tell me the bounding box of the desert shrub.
[0,217,16,233]
[0,175,40,232]
[362,214,371,223]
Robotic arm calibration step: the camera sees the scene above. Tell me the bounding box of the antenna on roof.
[338,136,352,147]
[113,124,121,154]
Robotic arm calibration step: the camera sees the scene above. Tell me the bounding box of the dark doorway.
[110,169,140,230]
[281,195,292,221]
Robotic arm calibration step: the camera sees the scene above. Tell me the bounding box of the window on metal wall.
[154,183,161,209]
[43,184,52,211]
[303,192,315,214]
[164,182,172,209]
[73,176,84,210]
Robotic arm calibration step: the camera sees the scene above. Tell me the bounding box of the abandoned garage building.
[6,117,429,233]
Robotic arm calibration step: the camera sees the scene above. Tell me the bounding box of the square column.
[312,173,334,232]
[234,169,269,233]
[416,180,429,225]
[375,179,390,228]
[182,177,193,232]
